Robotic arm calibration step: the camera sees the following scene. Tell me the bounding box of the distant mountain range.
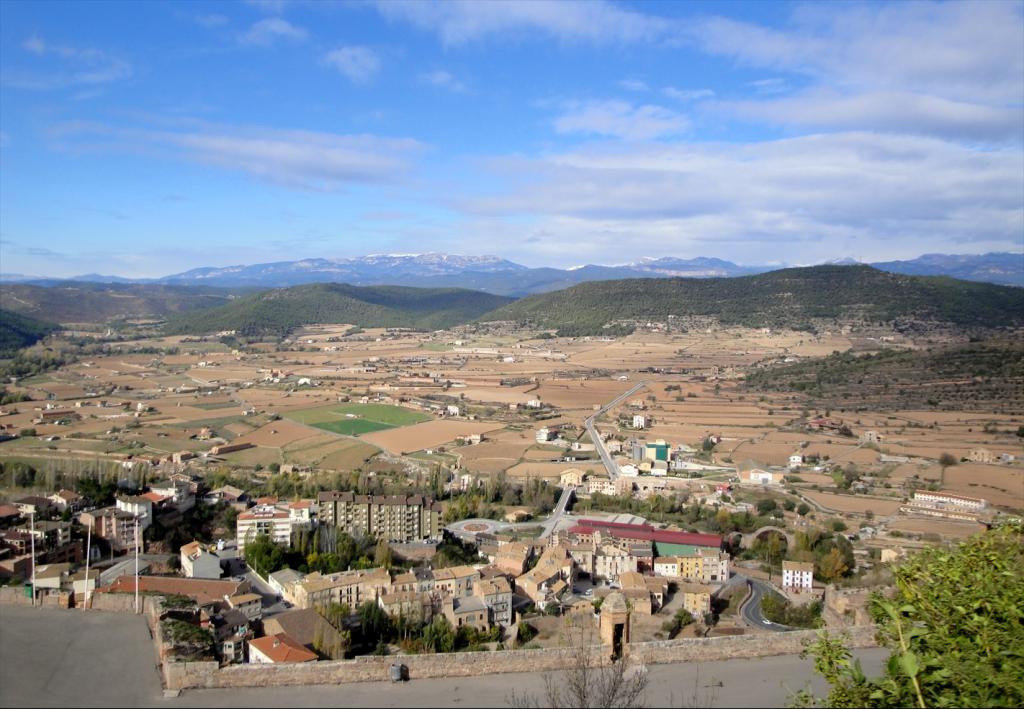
[4,251,1019,295]
[163,283,513,337]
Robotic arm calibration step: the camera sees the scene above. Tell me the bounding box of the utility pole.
[134,517,140,614]
[83,521,92,610]
[29,511,36,607]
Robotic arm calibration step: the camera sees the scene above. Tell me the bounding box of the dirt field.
[886,516,986,539]
[232,419,325,447]
[941,462,1023,509]
[361,420,502,455]
[801,490,903,516]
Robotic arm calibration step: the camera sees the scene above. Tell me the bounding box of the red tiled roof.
[249,633,317,663]
[141,492,169,504]
[570,519,721,549]
[98,575,243,606]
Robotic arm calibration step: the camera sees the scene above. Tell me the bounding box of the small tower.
[599,590,631,660]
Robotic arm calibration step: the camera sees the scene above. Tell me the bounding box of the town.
[1,318,1019,694]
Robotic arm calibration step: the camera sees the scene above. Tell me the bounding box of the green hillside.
[0,309,58,357]
[745,339,1024,412]
[482,265,1024,335]
[0,282,238,324]
[163,283,515,337]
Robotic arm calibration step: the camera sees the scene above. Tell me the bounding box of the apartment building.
[293,567,392,611]
[236,505,293,553]
[80,507,140,552]
[473,576,513,628]
[317,491,442,542]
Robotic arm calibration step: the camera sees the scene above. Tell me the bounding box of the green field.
[284,402,431,437]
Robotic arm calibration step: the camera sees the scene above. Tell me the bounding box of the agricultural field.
[361,420,501,455]
[800,490,904,516]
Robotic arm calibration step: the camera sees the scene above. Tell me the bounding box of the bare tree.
[509,615,648,709]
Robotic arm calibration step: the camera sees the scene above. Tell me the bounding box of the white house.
[788,454,803,469]
[446,405,460,417]
[632,415,646,430]
[536,426,558,443]
[180,541,222,579]
[782,561,814,592]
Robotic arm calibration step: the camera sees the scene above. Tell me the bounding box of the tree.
[794,522,1024,708]
[509,616,648,709]
[797,502,811,516]
[816,547,848,583]
[374,539,393,568]
[938,451,957,485]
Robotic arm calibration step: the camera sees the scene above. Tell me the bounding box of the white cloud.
[3,36,132,89]
[727,90,1024,143]
[241,18,307,45]
[193,14,229,29]
[51,121,423,191]
[618,79,649,92]
[455,132,1024,264]
[662,87,715,102]
[554,100,689,141]
[373,0,669,45]
[324,46,381,84]
[420,69,467,92]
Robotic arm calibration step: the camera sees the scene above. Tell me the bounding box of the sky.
[1,0,1022,278]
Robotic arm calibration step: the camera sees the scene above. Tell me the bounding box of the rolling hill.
[0,309,59,357]
[745,339,1024,412]
[162,283,515,337]
[0,283,241,324]
[481,265,1024,336]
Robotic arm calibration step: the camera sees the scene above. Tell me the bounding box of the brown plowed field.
[802,490,903,516]
[362,420,502,455]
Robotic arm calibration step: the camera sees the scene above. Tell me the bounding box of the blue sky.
[1,0,1022,278]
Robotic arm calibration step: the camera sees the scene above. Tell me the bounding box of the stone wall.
[86,591,162,615]
[627,626,878,665]
[161,626,880,691]
[823,585,877,627]
[162,645,612,690]
[0,587,71,608]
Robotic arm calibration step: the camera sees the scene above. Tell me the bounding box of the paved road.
[0,606,888,708]
[586,381,648,480]
[738,576,792,633]
[538,484,576,539]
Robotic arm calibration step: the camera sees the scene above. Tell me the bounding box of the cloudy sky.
[1,0,1022,277]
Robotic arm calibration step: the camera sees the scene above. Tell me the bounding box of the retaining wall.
[627,625,877,664]
[162,645,612,690]
[0,587,71,608]
[162,626,880,691]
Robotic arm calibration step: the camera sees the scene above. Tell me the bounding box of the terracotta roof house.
[248,633,317,664]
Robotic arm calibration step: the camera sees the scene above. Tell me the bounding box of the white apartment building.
[911,491,987,511]
[237,505,293,554]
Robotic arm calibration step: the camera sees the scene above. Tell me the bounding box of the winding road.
[736,575,793,633]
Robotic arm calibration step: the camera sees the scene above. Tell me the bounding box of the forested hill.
[0,282,238,324]
[0,309,58,357]
[163,283,515,337]
[480,265,1024,336]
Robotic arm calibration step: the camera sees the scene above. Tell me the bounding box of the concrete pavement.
[0,605,889,708]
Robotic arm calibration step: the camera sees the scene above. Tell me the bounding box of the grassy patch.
[314,418,394,436]
[285,402,430,437]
